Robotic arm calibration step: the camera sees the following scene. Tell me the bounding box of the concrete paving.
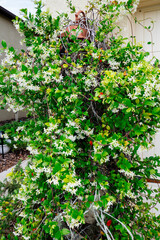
[0,159,29,182]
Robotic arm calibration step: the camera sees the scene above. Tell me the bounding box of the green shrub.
[0,0,159,239]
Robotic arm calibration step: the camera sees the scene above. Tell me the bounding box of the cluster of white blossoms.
[109,139,120,150]
[128,74,159,100]
[6,97,24,113]
[1,49,15,66]
[67,135,77,142]
[33,166,52,178]
[93,143,103,154]
[108,59,120,70]
[13,223,23,237]
[44,122,58,134]
[84,75,99,92]
[108,139,132,155]
[22,136,31,143]
[19,211,27,218]
[54,74,63,83]
[52,138,74,156]
[71,65,83,75]
[15,191,30,203]
[2,133,9,139]
[26,145,39,155]
[92,52,99,59]
[143,79,158,98]
[111,108,119,113]
[22,236,30,240]
[16,126,24,132]
[64,213,82,229]
[63,177,82,195]
[125,190,136,199]
[133,86,141,96]
[10,72,40,92]
[47,175,59,185]
[104,201,114,212]
[53,140,65,150]
[119,169,135,179]
[100,155,110,164]
[65,93,78,102]
[119,145,132,155]
[14,136,19,141]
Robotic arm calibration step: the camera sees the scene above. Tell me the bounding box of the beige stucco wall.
[0,15,23,60]
[0,14,26,122]
[45,0,134,40]
[139,0,160,8]
[45,0,88,19]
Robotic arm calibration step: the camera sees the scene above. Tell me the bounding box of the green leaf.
[1,40,7,48]
[20,8,28,15]
[145,100,155,106]
[9,47,15,52]
[53,163,62,174]
[61,228,70,235]
[150,169,156,175]
[34,66,38,74]
[22,64,28,71]
[123,98,132,107]
[152,107,160,114]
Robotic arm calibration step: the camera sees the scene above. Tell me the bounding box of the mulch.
[0,117,31,173]
[0,149,30,173]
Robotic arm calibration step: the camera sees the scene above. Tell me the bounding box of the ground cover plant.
[0,0,160,239]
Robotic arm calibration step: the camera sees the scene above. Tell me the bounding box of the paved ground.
[0,149,29,173]
[0,159,29,182]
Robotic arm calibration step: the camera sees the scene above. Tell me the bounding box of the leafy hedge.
[0,0,160,239]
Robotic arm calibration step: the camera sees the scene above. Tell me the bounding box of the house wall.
[0,15,21,54]
[45,0,87,19]
[139,0,160,8]
[134,2,160,216]
[0,14,26,122]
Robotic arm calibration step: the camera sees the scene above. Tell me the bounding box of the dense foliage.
[0,0,160,239]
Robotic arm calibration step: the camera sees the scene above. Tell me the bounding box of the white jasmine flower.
[92,52,99,59]
[3,133,9,139]
[47,176,59,185]
[112,108,119,113]
[67,135,76,142]
[14,136,19,141]
[17,126,24,132]
[26,146,39,155]
[23,236,30,240]
[108,59,120,70]
[119,169,135,179]
[134,86,141,96]
[13,231,20,236]
[65,214,82,229]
